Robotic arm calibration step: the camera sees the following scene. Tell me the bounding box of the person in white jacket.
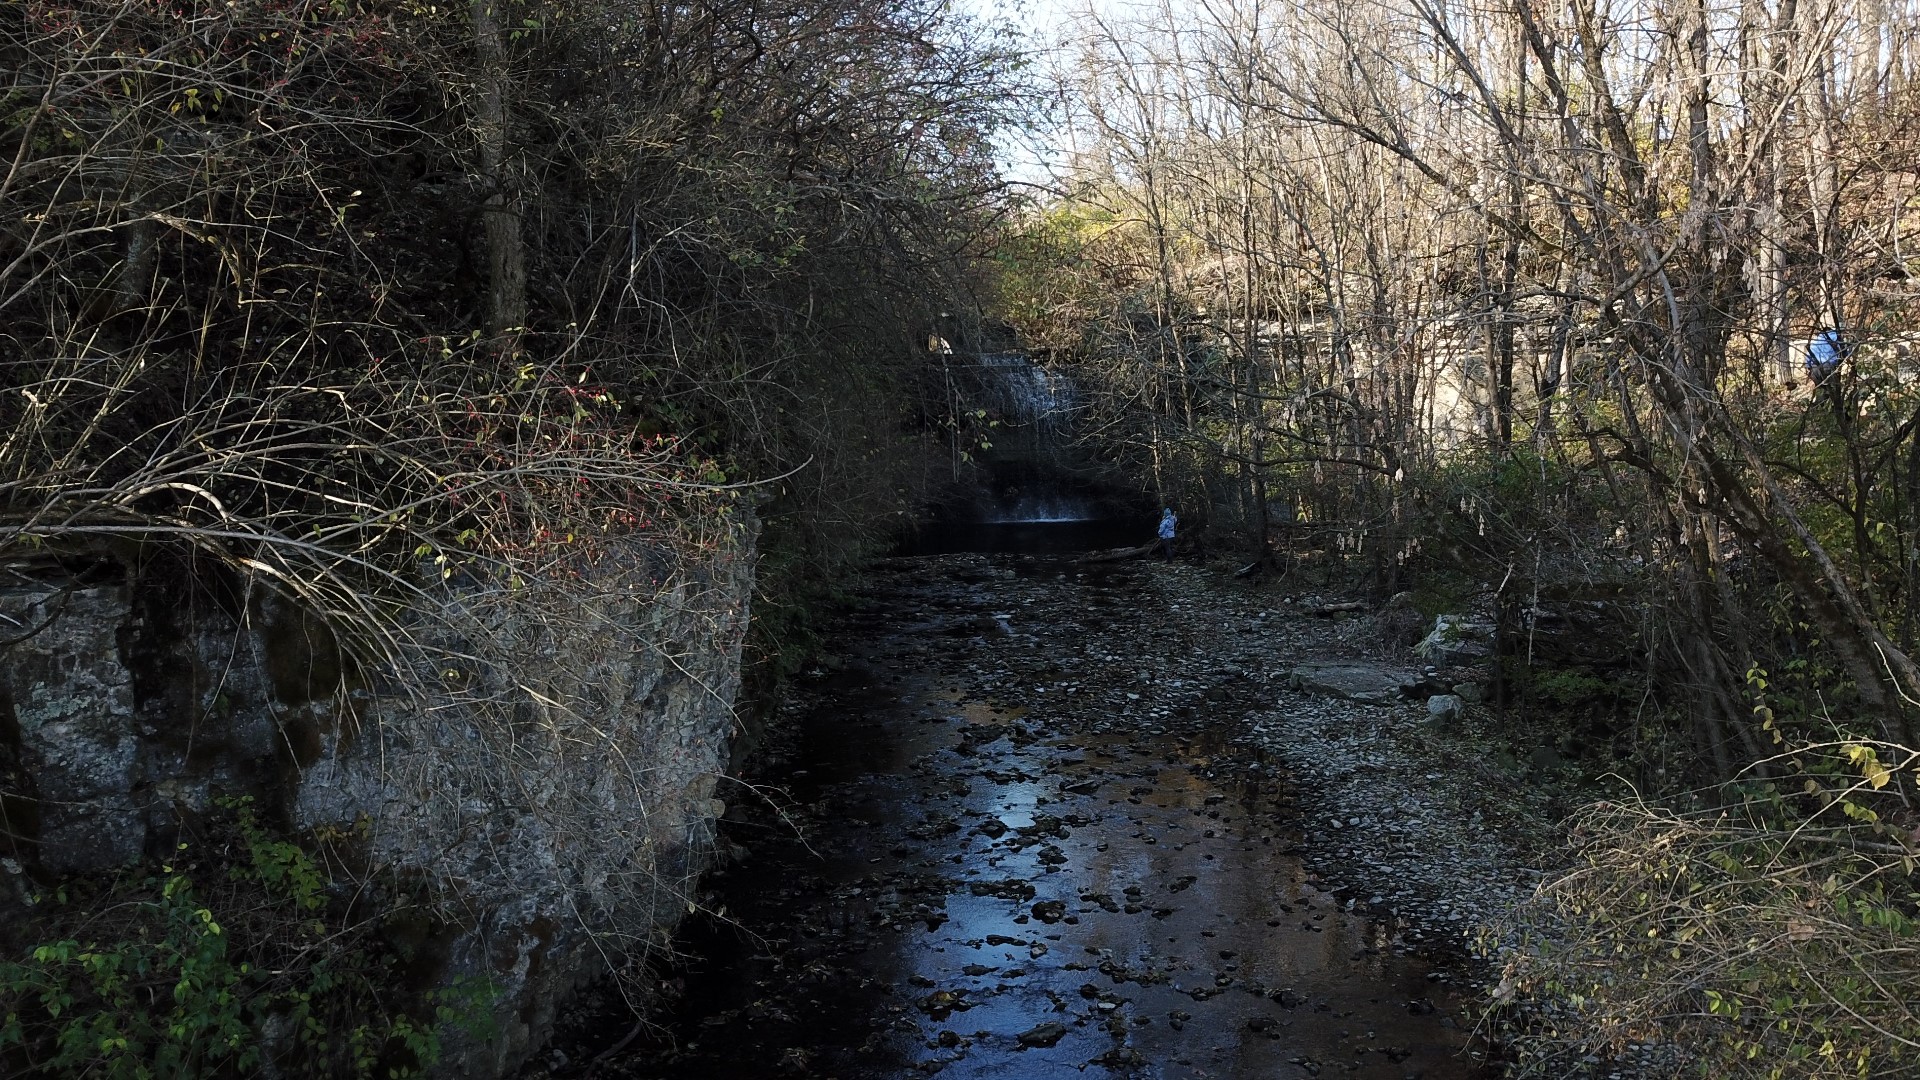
[1157,508,1177,560]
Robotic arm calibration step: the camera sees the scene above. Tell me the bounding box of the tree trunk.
[472,0,526,344]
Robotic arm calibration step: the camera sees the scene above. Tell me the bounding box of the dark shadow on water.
[895,518,1145,556]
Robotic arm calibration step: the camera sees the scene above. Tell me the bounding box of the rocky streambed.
[547,551,1556,1079]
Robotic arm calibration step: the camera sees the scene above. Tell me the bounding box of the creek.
[570,553,1494,1080]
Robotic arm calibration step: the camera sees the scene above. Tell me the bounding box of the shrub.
[0,799,493,1078]
[1488,744,1920,1078]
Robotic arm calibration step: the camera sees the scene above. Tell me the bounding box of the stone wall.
[0,515,756,1076]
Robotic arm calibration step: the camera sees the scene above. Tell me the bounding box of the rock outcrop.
[0,517,756,1076]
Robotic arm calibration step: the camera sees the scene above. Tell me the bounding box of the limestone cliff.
[0,515,756,1076]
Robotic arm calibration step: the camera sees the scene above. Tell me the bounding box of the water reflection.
[857,726,1477,1079]
[599,567,1490,1080]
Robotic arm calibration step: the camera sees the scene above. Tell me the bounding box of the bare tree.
[1039,0,1920,749]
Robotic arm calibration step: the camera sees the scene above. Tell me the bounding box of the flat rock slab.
[1289,662,1418,705]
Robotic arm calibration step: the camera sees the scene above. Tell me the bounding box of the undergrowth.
[0,798,494,1078]
[1486,742,1920,1079]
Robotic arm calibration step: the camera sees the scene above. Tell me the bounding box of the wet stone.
[1030,900,1067,923]
[1015,1021,1068,1048]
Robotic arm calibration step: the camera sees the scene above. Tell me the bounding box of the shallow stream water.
[584,548,1491,1079]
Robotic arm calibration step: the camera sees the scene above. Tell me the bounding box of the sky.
[950,0,1104,189]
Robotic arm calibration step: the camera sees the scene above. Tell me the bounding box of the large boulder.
[1414,614,1495,665]
[1288,662,1419,705]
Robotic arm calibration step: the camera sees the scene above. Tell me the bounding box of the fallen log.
[1079,541,1157,563]
[1307,600,1370,616]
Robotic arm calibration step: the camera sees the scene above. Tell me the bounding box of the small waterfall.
[971,353,1093,523]
[978,352,1077,452]
[980,493,1094,524]
[901,348,1150,553]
